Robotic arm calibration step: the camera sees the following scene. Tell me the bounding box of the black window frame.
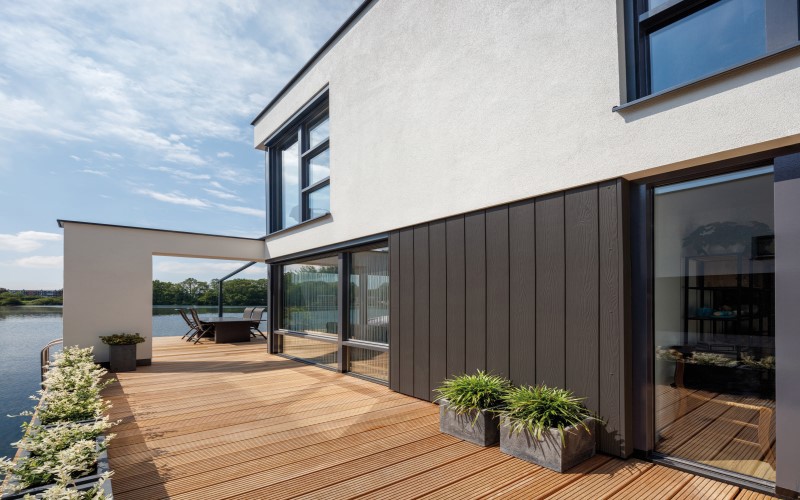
[625,0,800,102]
[267,97,330,233]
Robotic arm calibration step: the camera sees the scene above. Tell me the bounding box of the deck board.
[103,337,778,500]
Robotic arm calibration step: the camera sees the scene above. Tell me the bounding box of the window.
[627,0,799,100]
[274,244,390,383]
[268,99,330,232]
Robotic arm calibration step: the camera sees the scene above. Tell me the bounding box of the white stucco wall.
[61,221,265,362]
[253,0,800,259]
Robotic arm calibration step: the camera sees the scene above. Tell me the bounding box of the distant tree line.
[0,290,62,306]
[152,278,268,306]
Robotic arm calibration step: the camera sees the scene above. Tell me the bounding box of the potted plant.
[433,371,510,446]
[99,333,145,372]
[497,384,599,472]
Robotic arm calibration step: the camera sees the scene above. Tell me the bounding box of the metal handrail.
[40,338,63,383]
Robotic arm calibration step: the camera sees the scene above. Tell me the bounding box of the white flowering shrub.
[1,346,117,498]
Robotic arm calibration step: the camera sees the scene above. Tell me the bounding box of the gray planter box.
[108,343,137,372]
[499,417,595,472]
[2,435,112,499]
[439,399,499,446]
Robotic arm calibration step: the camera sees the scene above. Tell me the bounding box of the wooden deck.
[103,337,777,500]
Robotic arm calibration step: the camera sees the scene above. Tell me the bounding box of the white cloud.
[136,188,210,208]
[216,151,232,158]
[14,255,63,269]
[93,150,122,160]
[0,231,62,252]
[69,155,81,161]
[216,203,265,218]
[148,166,210,180]
[79,169,108,176]
[203,188,240,201]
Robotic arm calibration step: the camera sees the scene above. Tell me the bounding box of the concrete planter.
[439,399,500,446]
[1,436,112,499]
[500,417,595,472]
[108,343,137,372]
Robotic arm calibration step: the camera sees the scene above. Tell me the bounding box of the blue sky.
[0,0,359,289]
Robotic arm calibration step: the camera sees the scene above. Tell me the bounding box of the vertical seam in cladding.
[563,194,567,386]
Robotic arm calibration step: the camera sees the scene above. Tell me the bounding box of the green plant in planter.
[98,333,146,345]
[689,352,738,367]
[498,385,599,446]
[434,371,510,422]
[740,354,776,370]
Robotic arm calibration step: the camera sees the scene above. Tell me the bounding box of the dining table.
[200,317,253,343]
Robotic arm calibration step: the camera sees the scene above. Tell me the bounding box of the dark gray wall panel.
[388,179,630,457]
[445,216,466,377]
[509,200,536,386]
[565,185,600,415]
[535,194,566,388]
[398,227,415,396]
[389,231,401,391]
[486,206,510,378]
[464,211,487,372]
[428,220,448,399]
[599,179,632,457]
[413,225,430,400]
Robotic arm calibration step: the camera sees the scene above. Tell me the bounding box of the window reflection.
[281,256,339,337]
[281,140,300,228]
[348,247,389,345]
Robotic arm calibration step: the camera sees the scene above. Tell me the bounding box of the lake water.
[0,305,256,460]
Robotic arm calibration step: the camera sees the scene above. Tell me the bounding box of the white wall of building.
[253,0,800,259]
[61,221,265,362]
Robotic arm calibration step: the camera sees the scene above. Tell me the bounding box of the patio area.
[102,337,777,499]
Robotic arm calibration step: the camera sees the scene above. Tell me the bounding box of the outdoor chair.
[243,306,254,319]
[189,309,215,344]
[178,309,201,340]
[249,307,267,341]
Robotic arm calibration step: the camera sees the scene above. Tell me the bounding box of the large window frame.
[267,96,330,233]
[624,0,800,102]
[269,241,390,385]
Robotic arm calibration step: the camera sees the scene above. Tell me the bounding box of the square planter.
[1,436,112,499]
[108,343,137,372]
[439,399,499,446]
[500,417,595,472]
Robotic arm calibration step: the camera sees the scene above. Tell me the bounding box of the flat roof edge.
[56,219,267,241]
[249,0,375,127]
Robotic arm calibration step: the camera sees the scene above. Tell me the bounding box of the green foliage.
[27,297,63,305]
[434,371,510,419]
[689,352,738,367]
[98,333,145,346]
[498,385,599,446]
[740,354,776,370]
[152,277,267,306]
[0,297,23,306]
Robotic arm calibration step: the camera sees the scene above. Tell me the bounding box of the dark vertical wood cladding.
[413,225,430,400]
[388,232,401,392]
[565,186,600,415]
[535,194,566,388]
[445,217,466,378]
[509,200,536,386]
[486,206,510,379]
[464,211,487,373]
[428,220,447,401]
[388,179,630,457]
[398,228,415,396]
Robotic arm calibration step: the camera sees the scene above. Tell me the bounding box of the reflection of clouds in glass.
[309,149,329,185]
[649,0,765,93]
[282,140,300,226]
[309,116,329,149]
[308,185,330,217]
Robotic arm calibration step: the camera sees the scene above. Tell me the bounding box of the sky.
[0,0,360,289]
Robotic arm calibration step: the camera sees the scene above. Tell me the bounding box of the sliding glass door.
[653,166,776,481]
[275,244,390,384]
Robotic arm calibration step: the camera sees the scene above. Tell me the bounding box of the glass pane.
[307,185,330,219]
[281,140,300,228]
[647,0,671,9]
[653,167,775,481]
[281,334,337,369]
[309,115,329,149]
[308,148,330,186]
[649,0,766,93]
[281,256,338,338]
[348,246,389,344]
[348,347,388,382]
